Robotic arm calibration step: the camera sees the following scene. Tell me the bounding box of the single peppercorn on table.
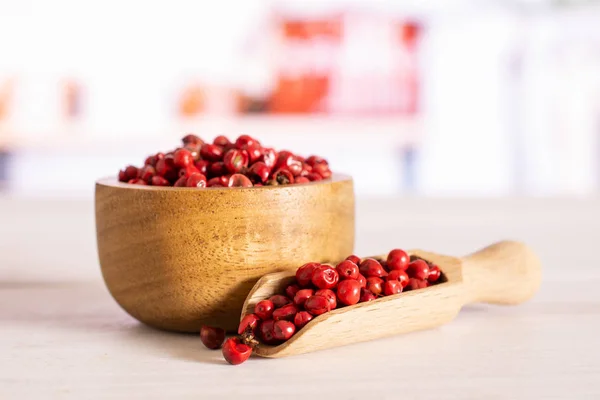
[1,197,599,399]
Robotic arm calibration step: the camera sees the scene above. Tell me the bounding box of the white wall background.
[1,0,599,197]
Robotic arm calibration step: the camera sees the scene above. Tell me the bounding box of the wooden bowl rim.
[96,173,352,192]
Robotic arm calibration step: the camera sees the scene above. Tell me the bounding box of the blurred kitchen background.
[0,0,599,198]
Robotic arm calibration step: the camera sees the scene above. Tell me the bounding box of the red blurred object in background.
[400,21,420,48]
[269,14,343,114]
[396,20,421,115]
[179,83,205,117]
[62,79,83,119]
[0,79,14,121]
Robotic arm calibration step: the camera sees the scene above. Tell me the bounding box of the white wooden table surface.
[1,196,599,399]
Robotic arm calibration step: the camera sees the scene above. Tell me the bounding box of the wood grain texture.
[95,175,355,332]
[461,241,542,304]
[241,241,541,358]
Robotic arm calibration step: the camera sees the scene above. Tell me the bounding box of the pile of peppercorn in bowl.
[95,133,355,333]
[117,134,332,188]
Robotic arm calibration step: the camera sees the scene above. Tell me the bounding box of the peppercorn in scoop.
[200,248,443,365]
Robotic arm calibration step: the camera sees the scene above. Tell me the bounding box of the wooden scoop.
[240,241,541,358]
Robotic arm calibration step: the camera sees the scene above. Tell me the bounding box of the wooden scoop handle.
[461,241,541,305]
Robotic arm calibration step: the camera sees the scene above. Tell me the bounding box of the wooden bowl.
[95,175,354,332]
